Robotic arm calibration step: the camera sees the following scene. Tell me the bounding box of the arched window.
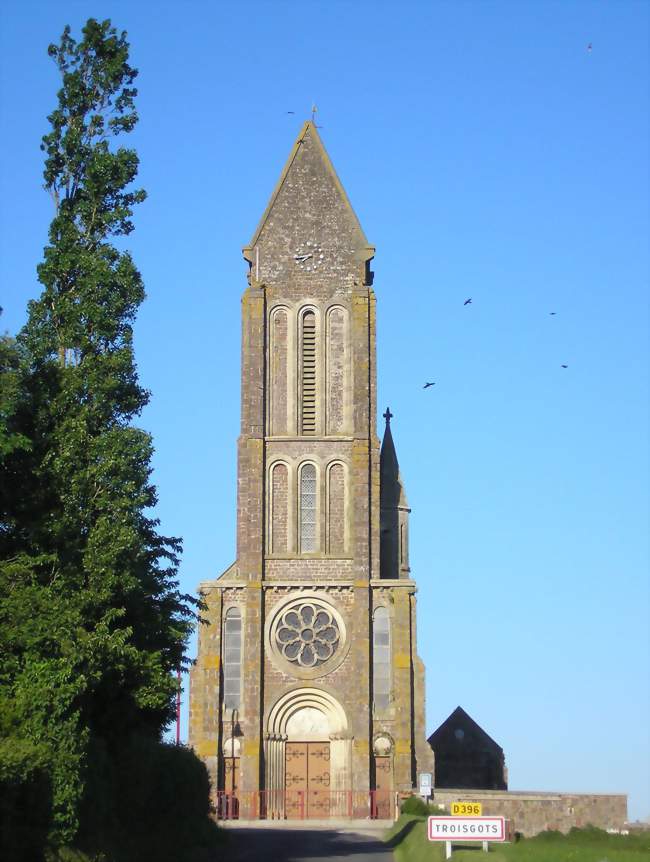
[270,462,289,553]
[299,463,317,553]
[326,306,348,434]
[373,608,391,712]
[301,311,317,434]
[270,307,289,435]
[223,608,242,711]
[327,462,346,555]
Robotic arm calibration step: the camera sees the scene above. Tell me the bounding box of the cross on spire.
[383,407,393,424]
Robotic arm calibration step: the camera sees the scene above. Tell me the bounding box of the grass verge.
[384,815,650,862]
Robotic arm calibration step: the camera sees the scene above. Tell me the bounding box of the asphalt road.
[226,827,395,862]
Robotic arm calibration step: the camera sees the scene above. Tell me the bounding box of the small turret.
[380,408,411,579]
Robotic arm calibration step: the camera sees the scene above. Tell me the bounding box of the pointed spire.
[242,121,374,267]
[380,408,411,579]
[380,408,408,508]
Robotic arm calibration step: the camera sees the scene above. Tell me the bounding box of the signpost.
[428,815,506,859]
[419,772,432,798]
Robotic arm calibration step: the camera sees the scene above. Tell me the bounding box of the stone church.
[189,121,433,819]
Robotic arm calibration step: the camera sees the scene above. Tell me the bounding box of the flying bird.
[464,298,472,306]
[549,312,557,315]
[561,364,568,369]
[423,382,435,389]
[286,111,295,114]
[587,42,592,53]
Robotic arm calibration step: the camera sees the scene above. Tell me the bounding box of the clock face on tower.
[293,241,324,271]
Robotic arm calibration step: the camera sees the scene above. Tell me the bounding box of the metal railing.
[215,789,396,821]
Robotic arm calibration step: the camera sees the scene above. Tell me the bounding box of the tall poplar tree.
[0,20,195,845]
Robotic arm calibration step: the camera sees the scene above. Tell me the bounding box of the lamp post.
[230,708,239,790]
[176,668,181,745]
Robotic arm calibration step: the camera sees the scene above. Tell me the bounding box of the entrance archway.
[264,688,352,818]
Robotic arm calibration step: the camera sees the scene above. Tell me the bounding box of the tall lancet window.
[270,307,289,435]
[299,463,317,552]
[373,607,391,711]
[301,311,317,434]
[327,462,346,555]
[223,608,242,711]
[270,462,289,554]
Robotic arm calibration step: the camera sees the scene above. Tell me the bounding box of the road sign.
[419,773,432,797]
[428,816,506,842]
[451,801,482,816]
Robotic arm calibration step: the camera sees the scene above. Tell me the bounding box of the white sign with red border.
[428,816,506,842]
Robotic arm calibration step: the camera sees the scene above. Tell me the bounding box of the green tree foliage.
[0,328,30,461]
[0,20,197,852]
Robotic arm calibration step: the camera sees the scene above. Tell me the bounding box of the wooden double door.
[285,742,330,818]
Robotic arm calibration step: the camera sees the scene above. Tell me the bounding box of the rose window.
[275,602,340,668]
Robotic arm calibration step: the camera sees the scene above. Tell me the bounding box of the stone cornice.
[370,579,417,590]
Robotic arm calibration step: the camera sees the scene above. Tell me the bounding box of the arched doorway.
[264,688,351,819]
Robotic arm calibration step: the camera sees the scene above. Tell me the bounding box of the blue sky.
[1,0,648,822]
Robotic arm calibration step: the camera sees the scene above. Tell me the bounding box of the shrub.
[0,737,52,862]
[400,795,443,817]
[78,736,221,862]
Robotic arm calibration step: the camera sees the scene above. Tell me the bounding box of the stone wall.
[433,789,628,837]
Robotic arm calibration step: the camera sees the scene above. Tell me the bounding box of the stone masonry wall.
[265,559,354,579]
[433,789,628,837]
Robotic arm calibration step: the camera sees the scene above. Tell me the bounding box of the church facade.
[189,121,433,818]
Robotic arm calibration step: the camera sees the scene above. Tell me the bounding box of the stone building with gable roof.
[189,121,433,819]
[428,706,508,791]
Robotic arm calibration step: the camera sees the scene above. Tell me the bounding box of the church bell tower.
[189,122,433,818]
